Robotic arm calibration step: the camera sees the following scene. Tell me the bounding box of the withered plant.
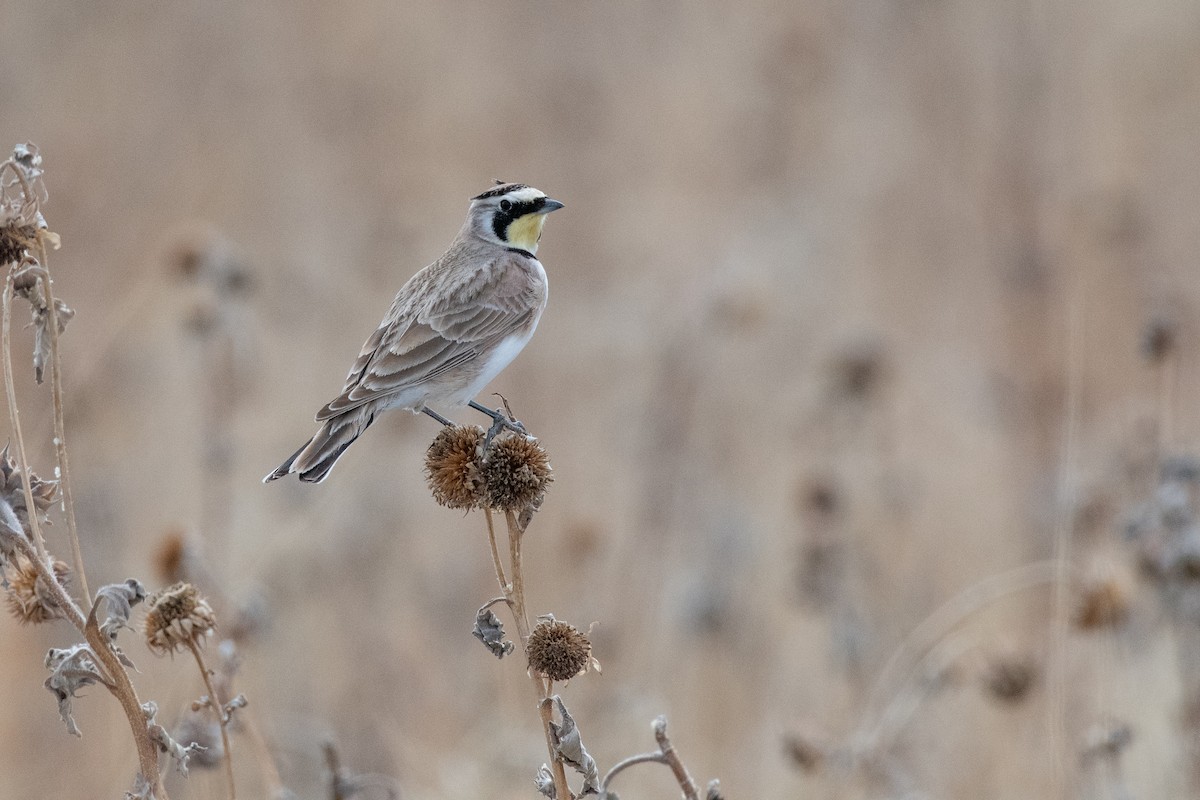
[426,420,722,799]
[0,143,253,800]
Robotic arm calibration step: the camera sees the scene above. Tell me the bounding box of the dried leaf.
[548,696,599,794]
[124,773,153,800]
[145,700,206,775]
[535,764,556,799]
[44,644,107,736]
[472,606,514,658]
[93,579,147,641]
[31,297,74,384]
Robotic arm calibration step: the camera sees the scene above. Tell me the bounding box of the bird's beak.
[539,198,564,214]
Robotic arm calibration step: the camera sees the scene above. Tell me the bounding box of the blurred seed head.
[828,339,888,401]
[143,582,216,656]
[526,616,592,681]
[424,425,486,509]
[1140,317,1178,363]
[482,433,553,513]
[981,651,1039,705]
[4,556,69,624]
[783,725,832,774]
[1074,560,1134,630]
[153,528,195,585]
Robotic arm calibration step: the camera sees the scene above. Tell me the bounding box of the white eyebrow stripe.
[505,187,546,204]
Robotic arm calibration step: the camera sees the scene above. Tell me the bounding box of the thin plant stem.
[859,559,1068,746]
[484,508,508,590]
[82,601,169,799]
[34,236,89,604]
[505,510,531,636]
[599,752,666,796]
[481,507,569,800]
[653,716,700,800]
[241,709,287,800]
[189,638,237,800]
[1048,289,1084,797]
[1,268,49,562]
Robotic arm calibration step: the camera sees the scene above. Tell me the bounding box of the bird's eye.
[499,199,512,212]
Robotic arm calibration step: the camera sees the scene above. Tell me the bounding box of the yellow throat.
[506,212,547,252]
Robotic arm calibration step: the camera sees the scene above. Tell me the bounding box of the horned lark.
[264,182,563,483]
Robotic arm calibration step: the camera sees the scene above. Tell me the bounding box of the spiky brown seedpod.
[4,556,69,624]
[482,433,552,513]
[425,425,486,509]
[143,582,216,656]
[0,223,36,266]
[526,616,591,682]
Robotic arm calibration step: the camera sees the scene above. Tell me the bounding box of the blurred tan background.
[3,0,1200,797]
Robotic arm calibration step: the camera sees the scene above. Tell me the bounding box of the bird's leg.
[468,399,527,448]
[422,407,454,427]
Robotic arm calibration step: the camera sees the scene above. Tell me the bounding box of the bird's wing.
[316,254,541,420]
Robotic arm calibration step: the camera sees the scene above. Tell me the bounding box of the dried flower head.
[526,616,591,681]
[482,433,553,513]
[0,223,35,266]
[143,582,216,656]
[0,445,59,530]
[4,556,69,624]
[425,425,486,509]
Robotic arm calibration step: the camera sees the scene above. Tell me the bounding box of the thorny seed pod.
[482,433,553,513]
[143,582,216,656]
[526,616,591,682]
[425,425,486,509]
[4,556,69,624]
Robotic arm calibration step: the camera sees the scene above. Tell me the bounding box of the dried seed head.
[4,556,69,624]
[143,582,216,656]
[482,433,553,513]
[153,529,192,584]
[526,616,591,681]
[0,445,59,530]
[425,425,486,509]
[0,223,35,266]
[1074,565,1133,630]
[981,652,1039,704]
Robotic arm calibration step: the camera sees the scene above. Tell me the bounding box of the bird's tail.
[263,411,376,484]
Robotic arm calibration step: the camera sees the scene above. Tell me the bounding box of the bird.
[264,182,563,483]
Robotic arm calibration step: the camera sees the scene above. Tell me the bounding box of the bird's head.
[464,182,564,254]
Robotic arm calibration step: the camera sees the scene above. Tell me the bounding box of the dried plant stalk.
[188,638,236,800]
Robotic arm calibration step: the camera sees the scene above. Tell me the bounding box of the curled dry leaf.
[472,606,515,659]
[44,643,108,736]
[548,696,599,794]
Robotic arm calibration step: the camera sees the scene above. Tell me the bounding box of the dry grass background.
[2,0,1200,797]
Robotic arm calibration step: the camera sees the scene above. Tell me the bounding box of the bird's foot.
[470,398,527,449]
